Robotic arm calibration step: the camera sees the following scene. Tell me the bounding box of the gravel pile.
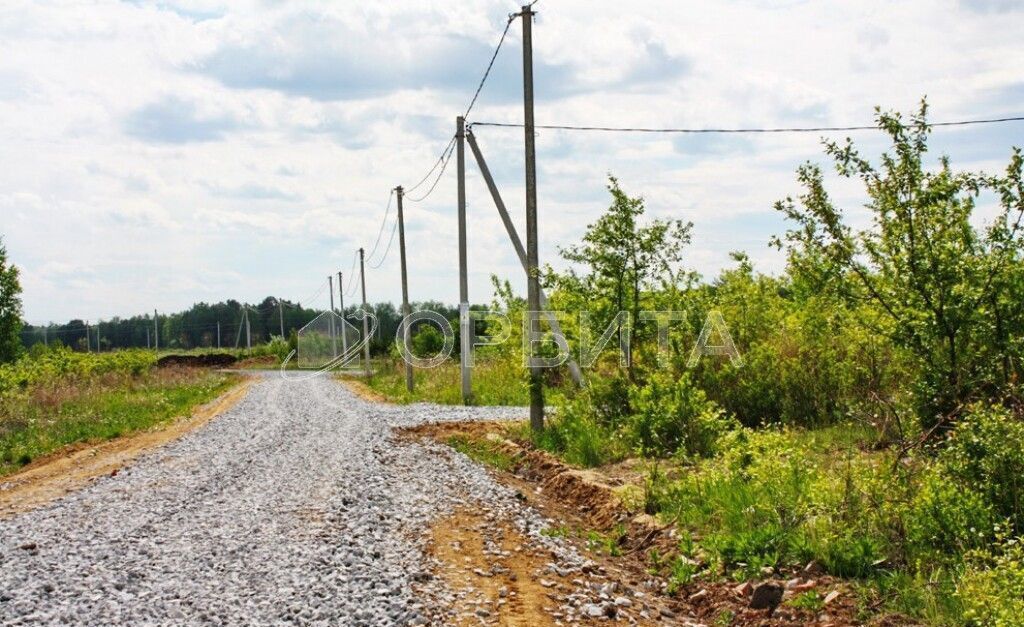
[0,372,609,626]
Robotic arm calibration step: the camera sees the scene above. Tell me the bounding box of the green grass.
[0,364,237,476]
[786,590,824,612]
[355,356,569,407]
[446,434,516,471]
[530,413,1023,625]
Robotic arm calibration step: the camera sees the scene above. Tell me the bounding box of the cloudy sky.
[1,0,1022,324]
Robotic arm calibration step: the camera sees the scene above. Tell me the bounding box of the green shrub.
[959,535,1024,626]
[940,405,1024,530]
[907,470,995,557]
[627,371,736,458]
[587,374,632,430]
[536,394,623,467]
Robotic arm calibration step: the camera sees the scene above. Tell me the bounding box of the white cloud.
[0,0,1022,323]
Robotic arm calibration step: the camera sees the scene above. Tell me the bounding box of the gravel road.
[0,372,578,626]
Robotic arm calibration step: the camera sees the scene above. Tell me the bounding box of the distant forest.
[20,298,461,354]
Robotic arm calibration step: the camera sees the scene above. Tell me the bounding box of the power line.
[404,136,456,194]
[367,220,398,269]
[345,249,361,296]
[463,14,516,120]
[345,8,517,272]
[364,189,395,263]
[469,115,1024,134]
[406,138,458,203]
[300,279,329,309]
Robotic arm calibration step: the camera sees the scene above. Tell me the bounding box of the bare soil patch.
[157,353,238,368]
[0,377,252,519]
[427,508,572,626]
[402,420,881,626]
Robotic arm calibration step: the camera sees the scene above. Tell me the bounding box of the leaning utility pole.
[153,309,159,351]
[466,129,583,387]
[328,276,338,357]
[457,115,471,403]
[338,271,348,356]
[521,4,544,431]
[396,186,414,392]
[359,248,371,375]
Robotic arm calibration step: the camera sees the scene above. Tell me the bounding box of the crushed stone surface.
[0,372,697,626]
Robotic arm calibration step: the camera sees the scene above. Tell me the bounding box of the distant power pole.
[278,298,285,339]
[521,4,544,431]
[359,248,371,376]
[154,310,159,352]
[338,271,348,356]
[396,186,414,392]
[456,115,471,404]
[86,322,91,352]
[245,307,252,351]
[328,276,338,357]
[216,321,221,348]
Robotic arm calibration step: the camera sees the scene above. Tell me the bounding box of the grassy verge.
[352,357,568,406]
[1,348,238,476]
[523,405,1024,625]
[446,434,516,471]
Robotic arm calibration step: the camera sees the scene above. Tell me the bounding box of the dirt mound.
[157,353,238,368]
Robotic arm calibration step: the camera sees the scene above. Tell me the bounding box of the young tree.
[549,176,693,375]
[774,100,1024,426]
[0,238,24,363]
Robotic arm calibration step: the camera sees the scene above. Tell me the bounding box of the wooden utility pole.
[338,271,348,356]
[278,299,285,339]
[396,186,414,392]
[217,321,221,348]
[457,115,471,403]
[359,248,371,375]
[154,309,159,351]
[521,4,544,431]
[328,275,338,357]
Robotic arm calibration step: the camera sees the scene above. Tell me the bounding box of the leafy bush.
[907,467,996,557]
[628,371,735,458]
[939,404,1024,530]
[533,392,624,467]
[586,375,632,430]
[959,535,1024,627]
[774,102,1024,425]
